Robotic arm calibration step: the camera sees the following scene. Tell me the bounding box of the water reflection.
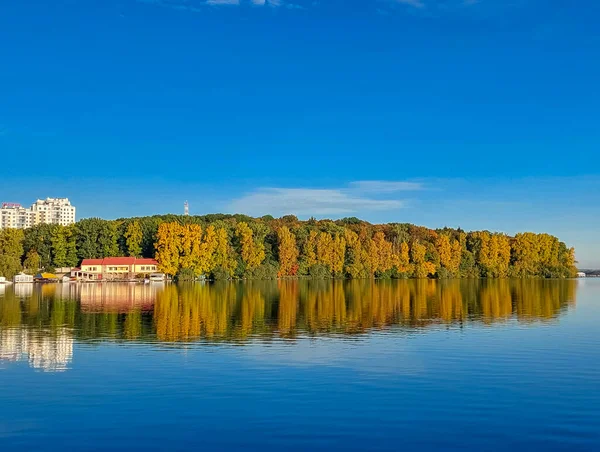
[0,328,73,372]
[0,279,577,370]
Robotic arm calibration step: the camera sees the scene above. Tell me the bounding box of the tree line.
[0,213,577,279]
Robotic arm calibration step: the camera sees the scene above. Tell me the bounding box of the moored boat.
[13,273,34,284]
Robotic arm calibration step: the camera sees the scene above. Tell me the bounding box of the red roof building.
[80,257,159,280]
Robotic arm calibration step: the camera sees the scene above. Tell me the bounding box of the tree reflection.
[0,279,578,345]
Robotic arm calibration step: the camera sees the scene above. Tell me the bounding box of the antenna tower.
[184,201,189,216]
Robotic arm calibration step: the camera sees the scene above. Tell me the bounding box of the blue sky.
[0,0,599,266]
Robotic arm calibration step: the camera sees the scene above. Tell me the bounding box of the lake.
[1,279,599,450]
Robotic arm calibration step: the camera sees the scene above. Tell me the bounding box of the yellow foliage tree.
[373,232,393,274]
[304,230,318,267]
[436,235,462,276]
[411,241,436,278]
[344,229,368,278]
[331,235,347,275]
[392,242,411,274]
[180,224,203,275]
[277,226,299,276]
[198,225,218,274]
[155,222,181,276]
[472,232,511,277]
[236,222,265,271]
[214,227,237,276]
[316,232,334,270]
[493,235,511,277]
[362,236,379,276]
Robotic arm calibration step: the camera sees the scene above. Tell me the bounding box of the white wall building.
[0,203,33,229]
[30,197,76,226]
[0,198,76,230]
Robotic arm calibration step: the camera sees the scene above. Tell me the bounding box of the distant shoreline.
[0,214,578,282]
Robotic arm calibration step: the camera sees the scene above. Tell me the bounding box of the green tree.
[124,221,143,257]
[23,249,41,274]
[51,226,68,268]
[75,218,119,259]
[100,221,120,257]
[22,224,55,270]
[0,228,24,278]
[65,225,78,267]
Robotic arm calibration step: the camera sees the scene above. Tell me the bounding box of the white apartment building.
[0,203,34,229]
[30,198,76,226]
[0,198,76,230]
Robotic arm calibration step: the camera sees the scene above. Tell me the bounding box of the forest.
[0,213,577,280]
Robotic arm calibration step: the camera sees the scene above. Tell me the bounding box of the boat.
[149,273,166,282]
[34,272,59,283]
[13,273,34,284]
[0,276,13,285]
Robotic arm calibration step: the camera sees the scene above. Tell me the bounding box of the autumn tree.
[198,225,218,275]
[436,234,462,277]
[179,224,203,275]
[411,242,436,278]
[392,242,411,275]
[277,226,299,276]
[236,222,266,272]
[213,227,237,278]
[316,232,334,270]
[331,235,346,276]
[345,229,368,278]
[470,232,511,277]
[155,222,182,276]
[303,231,318,268]
[373,232,393,276]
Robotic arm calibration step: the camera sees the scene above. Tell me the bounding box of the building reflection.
[0,279,578,369]
[78,283,162,313]
[13,283,34,298]
[0,328,73,372]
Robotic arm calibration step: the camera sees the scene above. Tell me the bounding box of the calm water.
[0,279,599,451]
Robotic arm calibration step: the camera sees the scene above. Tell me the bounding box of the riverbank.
[0,214,577,282]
